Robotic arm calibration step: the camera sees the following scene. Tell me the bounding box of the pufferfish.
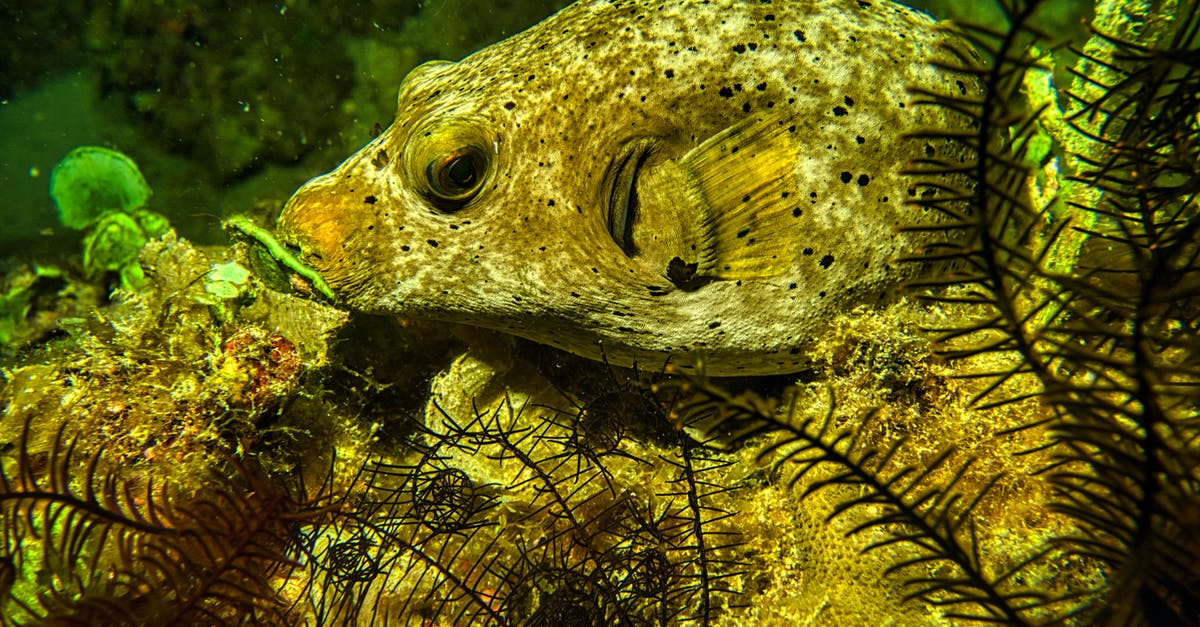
[278,0,976,376]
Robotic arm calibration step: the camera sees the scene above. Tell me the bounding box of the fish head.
[279,43,693,352]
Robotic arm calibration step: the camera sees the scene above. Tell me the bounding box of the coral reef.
[0,0,1198,625]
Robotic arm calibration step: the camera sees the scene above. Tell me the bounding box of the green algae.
[48,146,170,291]
[49,146,151,230]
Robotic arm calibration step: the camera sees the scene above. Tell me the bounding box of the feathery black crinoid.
[0,414,337,626]
[667,376,1060,625]
[293,357,746,626]
[903,0,1200,623]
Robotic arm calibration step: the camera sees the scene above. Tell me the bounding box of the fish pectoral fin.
[678,114,802,279]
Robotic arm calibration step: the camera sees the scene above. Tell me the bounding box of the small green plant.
[0,265,64,346]
[49,146,169,290]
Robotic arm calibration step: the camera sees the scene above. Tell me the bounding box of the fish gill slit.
[606,138,656,257]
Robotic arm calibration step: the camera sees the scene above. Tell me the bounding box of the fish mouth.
[605,138,657,256]
[272,181,370,303]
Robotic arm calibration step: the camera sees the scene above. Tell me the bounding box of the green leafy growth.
[47,146,169,291]
[49,146,151,231]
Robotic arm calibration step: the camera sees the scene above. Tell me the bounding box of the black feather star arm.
[0,413,338,626]
[906,0,1200,624]
[902,0,1065,403]
[666,379,1059,625]
[293,370,747,626]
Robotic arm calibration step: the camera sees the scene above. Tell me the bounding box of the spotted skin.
[279,0,975,375]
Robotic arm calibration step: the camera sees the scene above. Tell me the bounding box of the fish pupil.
[445,155,476,188]
[424,147,487,209]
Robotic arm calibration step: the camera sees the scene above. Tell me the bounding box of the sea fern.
[667,380,1061,624]
[0,414,337,626]
[905,0,1200,623]
[293,372,746,626]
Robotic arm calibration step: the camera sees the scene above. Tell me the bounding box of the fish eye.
[426,147,486,203]
[406,120,495,212]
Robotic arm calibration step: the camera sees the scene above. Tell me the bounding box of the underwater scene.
[0,0,1197,625]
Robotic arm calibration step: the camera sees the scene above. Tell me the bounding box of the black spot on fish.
[832,105,848,116]
[789,283,797,289]
[504,101,516,110]
[427,239,439,248]
[667,257,709,291]
[924,143,936,156]
[665,68,675,78]
[708,321,722,329]
[732,43,747,53]
[401,245,410,252]
[840,171,853,183]
[742,102,752,113]
[844,95,854,107]
[718,86,735,98]
[792,207,802,217]
[764,14,775,21]
[755,82,767,91]
[857,174,871,186]
[363,195,377,204]
[856,135,865,144]
[819,254,834,268]
[748,42,758,51]
[736,228,750,238]
[857,0,872,7]
[802,247,813,255]
[793,29,806,42]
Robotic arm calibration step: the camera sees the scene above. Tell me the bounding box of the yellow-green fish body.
[279,0,973,375]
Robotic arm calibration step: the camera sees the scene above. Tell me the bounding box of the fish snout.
[277,177,377,302]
